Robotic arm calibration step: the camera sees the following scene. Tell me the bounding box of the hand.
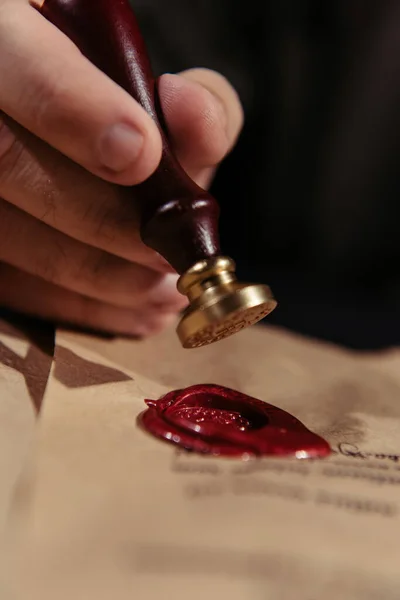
[0,0,243,337]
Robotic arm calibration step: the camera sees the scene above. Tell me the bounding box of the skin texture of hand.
[0,0,243,337]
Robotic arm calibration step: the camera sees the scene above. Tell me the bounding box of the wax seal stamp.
[138,384,331,459]
[177,257,276,348]
[36,0,277,349]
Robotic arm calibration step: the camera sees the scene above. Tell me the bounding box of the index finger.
[0,0,162,185]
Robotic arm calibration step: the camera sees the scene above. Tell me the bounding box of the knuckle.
[74,247,106,291]
[28,71,75,134]
[76,295,97,326]
[33,239,67,286]
[0,198,15,255]
[0,119,25,183]
[34,252,59,285]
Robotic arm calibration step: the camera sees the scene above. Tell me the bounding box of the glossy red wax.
[138,384,331,459]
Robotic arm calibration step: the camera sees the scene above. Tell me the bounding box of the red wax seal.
[138,384,331,459]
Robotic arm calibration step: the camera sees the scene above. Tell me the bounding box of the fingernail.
[98,123,144,173]
[148,274,183,304]
[126,311,178,337]
[140,313,179,336]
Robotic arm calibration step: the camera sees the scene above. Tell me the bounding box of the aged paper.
[4,321,400,600]
[0,313,54,599]
[0,314,53,528]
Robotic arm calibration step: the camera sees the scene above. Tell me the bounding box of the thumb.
[158,68,244,187]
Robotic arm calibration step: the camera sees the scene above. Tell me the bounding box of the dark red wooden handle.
[40,0,221,273]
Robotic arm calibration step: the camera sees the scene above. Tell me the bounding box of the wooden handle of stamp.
[39,0,221,273]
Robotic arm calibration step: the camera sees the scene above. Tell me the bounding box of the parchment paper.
[3,319,400,599]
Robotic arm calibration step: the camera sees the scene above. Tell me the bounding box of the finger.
[0,115,172,272]
[0,1,161,185]
[0,199,187,310]
[0,262,178,337]
[159,68,244,186]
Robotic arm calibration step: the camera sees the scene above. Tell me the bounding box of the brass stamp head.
[176,257,277,349]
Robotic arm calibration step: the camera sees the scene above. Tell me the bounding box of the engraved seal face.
[138,384,331,459]
[176,256,278,349]
[182,304,275,349]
